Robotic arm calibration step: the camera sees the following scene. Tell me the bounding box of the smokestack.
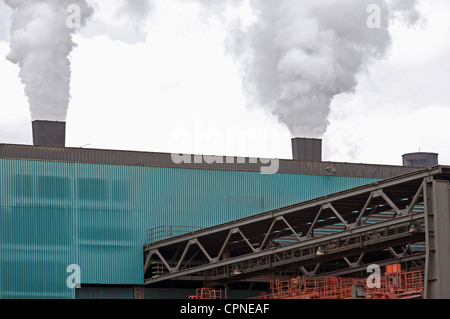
[291,138,322,161]
[402,152,439,168]
[32,120,66,147]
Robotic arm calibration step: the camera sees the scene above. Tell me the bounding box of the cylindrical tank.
[402,152,438,168]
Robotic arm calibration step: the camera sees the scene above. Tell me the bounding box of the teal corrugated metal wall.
[75,286,134,299]
[0,158,379,298]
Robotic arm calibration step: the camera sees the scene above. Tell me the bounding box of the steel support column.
[424,180,450,299]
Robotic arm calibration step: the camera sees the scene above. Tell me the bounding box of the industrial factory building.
[0,121,448,299]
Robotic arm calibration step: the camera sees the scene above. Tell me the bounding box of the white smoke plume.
[4,0,93,121]
[389,0,421,26]
[0,1,12,42]
[225,0,421,138]
[3,0,421,133]
[81,0,153,45]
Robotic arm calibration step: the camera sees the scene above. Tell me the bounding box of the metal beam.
[305,205,324,238]
[344,253,365,268]
[328,203,349,229]
[424,180,450,299]
[151,249,172,273]
[143,251,154,274]
[377,190,401,216]
[355,192,374,227]
[175,241,192,271]
[236,228,257,253]
[214,229,233,262]
[259,219,277,251]
[144,213,424,284]
[406,181,424,215]
[319,253,426,277]
[195,239,213,262]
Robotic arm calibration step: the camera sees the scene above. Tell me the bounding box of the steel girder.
[424,179,450,298]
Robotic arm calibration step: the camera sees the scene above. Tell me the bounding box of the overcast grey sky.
[0,0,449,166]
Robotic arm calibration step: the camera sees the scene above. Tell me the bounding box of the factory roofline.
[0,143,421,179]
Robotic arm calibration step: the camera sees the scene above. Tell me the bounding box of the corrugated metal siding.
[75,286,134,299]
[0,158,380,298]
[145,287,193,299]
[0,159,76,299]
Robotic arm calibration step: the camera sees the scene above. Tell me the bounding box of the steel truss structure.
[143,166,450,298]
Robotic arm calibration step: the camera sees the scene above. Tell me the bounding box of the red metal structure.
[251,267,424,299]
[189,287,224,299]
[368,269,424,299]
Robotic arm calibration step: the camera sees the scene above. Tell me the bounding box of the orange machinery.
[252,264,424,300]
[189,287,224,299]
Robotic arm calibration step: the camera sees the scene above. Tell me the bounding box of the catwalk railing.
[251,269,424,299]
[188,288,224,300]
[147,225,202,244]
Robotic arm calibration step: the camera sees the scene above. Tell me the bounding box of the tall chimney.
[291,137,322,161]
[32,120,66,147]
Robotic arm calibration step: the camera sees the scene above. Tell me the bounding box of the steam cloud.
[80,0,153,45]
[4,0,93,121]
[3,0,420,134]
[0,1,12,42]
[225,0,420,137]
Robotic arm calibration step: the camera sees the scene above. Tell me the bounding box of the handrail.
[147,225,203,243]
[251,269,424,299]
